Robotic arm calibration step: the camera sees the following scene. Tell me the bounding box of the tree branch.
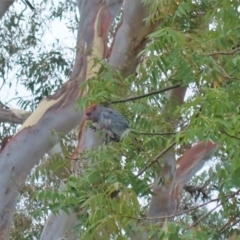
[110,84,181,104]
[0,1,14,20]
[0,108,31,124]
[188,202,222,229]
[132,130,180,136]
[221,130,240,141]
[208,47,240,56]
[21,0,35,11]
[117,196,220,221]
[116,189,240,222]
[220,217,240,234]
[136,141,176,177]
[213,62,240,81]
[221,218,240,234]
[0,0,119,237]
[188,188,240,229]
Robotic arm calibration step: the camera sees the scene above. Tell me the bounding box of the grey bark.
[0,100,83,239]
[0,0,14,20]
[0,108,31,124]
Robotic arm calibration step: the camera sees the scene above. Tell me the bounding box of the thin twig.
[135,104,202,177]
[219,217,240,234]
[226,219,240,232]
[208,47,240,56]
[117,189,240,222]
[136,141,176,177]
[220,218,232,233]
[132,130,180,136]
[187,202,222,229]
[223,76,240,81]
[188,188,240,229]
[212,62,240,81]
[221,130,240,141]
[110,84,181,104]
[21,0,35,10]
[116,195,221,221]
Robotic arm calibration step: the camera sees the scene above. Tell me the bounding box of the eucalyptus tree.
[0,1,240,240]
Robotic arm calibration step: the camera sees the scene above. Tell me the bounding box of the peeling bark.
[173,140,218,207]
[0,103,83,239]
[146,89,218,229]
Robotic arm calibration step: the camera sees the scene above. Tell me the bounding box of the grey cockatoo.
[85,104,130,142]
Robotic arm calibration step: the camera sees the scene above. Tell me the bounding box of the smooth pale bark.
[108,0,158,75]
[147,89,217,227]
[40,209,78,240]
[142,87,217,238]
[0,0,14,19]
[0,107,64,157]
[129,88,187,239]
[0,99,83,238]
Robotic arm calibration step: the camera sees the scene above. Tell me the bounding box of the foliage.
[1,0,240,239]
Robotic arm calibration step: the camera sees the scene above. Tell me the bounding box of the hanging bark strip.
[173,140,218,208]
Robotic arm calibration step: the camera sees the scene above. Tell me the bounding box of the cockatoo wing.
[99,107,129,140]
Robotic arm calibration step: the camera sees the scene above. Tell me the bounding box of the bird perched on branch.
[85,103,130,143]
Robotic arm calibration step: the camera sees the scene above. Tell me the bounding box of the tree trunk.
[0,0,14,20]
